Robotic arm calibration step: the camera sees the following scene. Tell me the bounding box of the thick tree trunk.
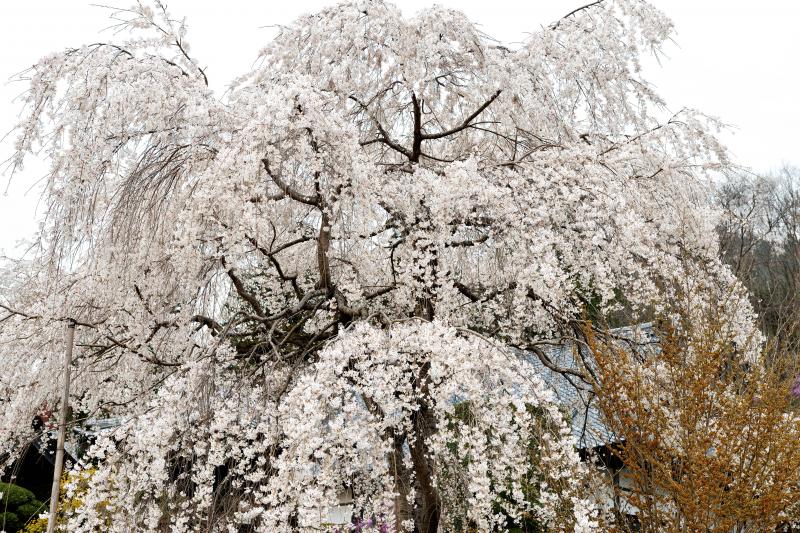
[390,427,441,533]
[390,365,441,533]
[317,211,331,293]
[408,362,440,533]
[404,196,441,531]
[409,427,440,532]
[391,434,414,532]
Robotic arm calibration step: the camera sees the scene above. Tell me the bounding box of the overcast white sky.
[1,0,799,257]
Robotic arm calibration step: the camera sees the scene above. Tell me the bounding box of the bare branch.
[350,95,413,159]
[221,256,266,318]
[420,90,502,140]
[262,158,320,207]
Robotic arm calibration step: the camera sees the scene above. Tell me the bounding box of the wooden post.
[46,319,75,533]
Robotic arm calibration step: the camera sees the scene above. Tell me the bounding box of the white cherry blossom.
[0,1,755,531]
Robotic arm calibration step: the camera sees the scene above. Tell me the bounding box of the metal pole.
[47,319,75,533]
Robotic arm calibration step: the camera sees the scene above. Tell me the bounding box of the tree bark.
[317,211,332,293]
[408,362,440,533]
[391,434,413,532]
[409,412,440,532]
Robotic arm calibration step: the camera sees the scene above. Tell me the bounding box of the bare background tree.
[716,165,800,354]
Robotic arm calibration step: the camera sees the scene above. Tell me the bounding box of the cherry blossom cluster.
[0,0,758,531]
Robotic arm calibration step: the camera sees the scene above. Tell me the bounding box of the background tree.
[0,0,756,531]
[716,166,800,354]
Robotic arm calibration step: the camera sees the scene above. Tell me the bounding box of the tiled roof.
[520,323,657,450]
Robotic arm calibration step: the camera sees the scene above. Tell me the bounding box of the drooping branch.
[525,343,589,381]
[103,333,183,368]
[557,0,605,24]
[0,303,99,328]
[0,303,39,321]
